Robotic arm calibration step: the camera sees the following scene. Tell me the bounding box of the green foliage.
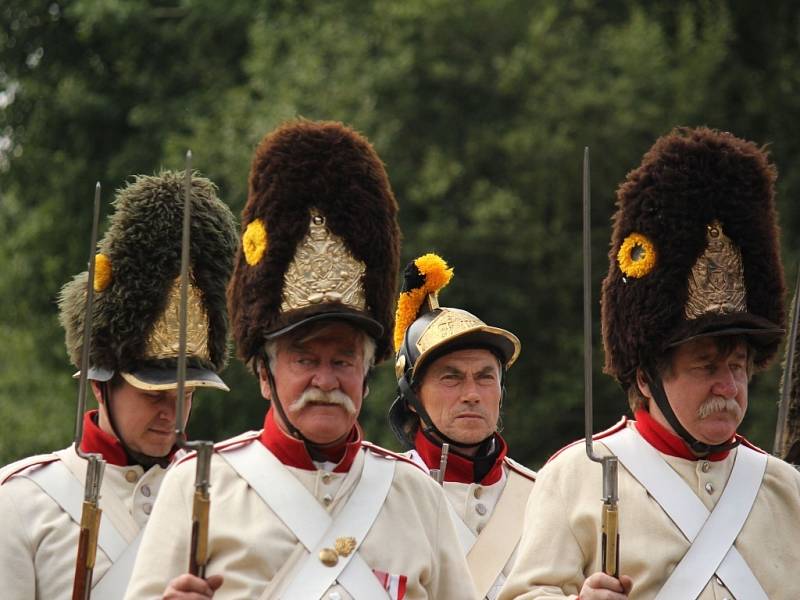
[2,0,799,468]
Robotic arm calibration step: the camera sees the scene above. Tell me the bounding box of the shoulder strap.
[603,427,768,600]
[467,468,534,599]
[280,450,395,599]
[19,459,129,561]
[219,442,393,600]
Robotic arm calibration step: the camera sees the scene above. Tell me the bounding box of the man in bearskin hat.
[499,127,800,600]
[125,119,477,599]
[0,172,238,599]
[389,253,536,600]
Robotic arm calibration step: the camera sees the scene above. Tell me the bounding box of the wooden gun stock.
[601,501,620,578]
[72,501,102,600]
[189,489,210,577]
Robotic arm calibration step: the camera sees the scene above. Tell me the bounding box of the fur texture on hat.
[228,119,400,363]
[59,171,238,374]
[601,127,785,388]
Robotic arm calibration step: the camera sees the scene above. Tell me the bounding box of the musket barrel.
[775,265,800,457]
[72,184,106,600]
[582,147,621,578]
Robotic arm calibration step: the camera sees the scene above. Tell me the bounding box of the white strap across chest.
[20,459,129,561]
[467,467,532,600]
[220,441,395,599]
[90,528,144,598]
[603,427,768,600]
[19,458,143,596]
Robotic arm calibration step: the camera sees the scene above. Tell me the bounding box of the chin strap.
[100,382,171,470]
[642,368,740,457]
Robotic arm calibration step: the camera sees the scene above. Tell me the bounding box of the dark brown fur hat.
[601,127,785,388]
[59,172,238,377]
[228,119,400,363]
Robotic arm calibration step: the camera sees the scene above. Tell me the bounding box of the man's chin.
[694,418,739,446]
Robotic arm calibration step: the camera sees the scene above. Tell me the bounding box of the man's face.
[261,322,366,446]
[417,348,502,452]
[93,380,193,457]
[643,337,749,446]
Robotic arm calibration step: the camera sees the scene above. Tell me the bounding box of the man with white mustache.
[500,128,800,600]
[389,254,536,600]
[125,120,477,599]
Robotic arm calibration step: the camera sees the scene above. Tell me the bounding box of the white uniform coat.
[0,443,168,600]
[125,429,478,600]
[498,419,800,600]
[407,447,536,599]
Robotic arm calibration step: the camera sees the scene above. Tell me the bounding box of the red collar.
[413,429,507,485]
[634,409,733,462]
[260,407,362,472]
[79,410,130,467]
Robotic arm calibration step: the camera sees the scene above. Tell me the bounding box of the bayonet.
[430,442,450,485]
[175,151,214,578]
[72,183,106,600]
[775,265,800,462]
[583,148,620,578]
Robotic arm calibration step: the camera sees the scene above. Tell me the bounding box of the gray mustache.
[290,388,357,416]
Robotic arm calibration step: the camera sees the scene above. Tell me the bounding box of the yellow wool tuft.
[617,232,657,278]
[393,253,454,352]
[394,288,427,352]
[93,253,112,292]
[414,253,453,293]
[243,219,268,266]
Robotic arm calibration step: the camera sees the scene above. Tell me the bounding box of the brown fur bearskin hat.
[228,119,400,364]
[601,127,785,389]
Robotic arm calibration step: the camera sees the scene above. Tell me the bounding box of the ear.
[635,368,653,400]
[258,360,272,401]
[90,380,104,406]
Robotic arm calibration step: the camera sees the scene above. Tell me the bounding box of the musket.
[429,442,450,485]
[583,148,620,578]
[72,183,107,600]
[774,265,800,463]
[175,151,214,578]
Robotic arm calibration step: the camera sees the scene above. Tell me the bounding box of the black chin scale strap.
[643,368,740,457]
[100,382,171,470]
[398,374,494,451]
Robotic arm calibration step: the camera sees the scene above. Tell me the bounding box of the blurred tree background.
[2,0,799,467]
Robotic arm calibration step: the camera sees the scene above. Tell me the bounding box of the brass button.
[125,470,139,483]
[701,462,710,473]
[322,494,333,506]
[476,503,487,516]
[473,486,483,499]
[705,482,714,494]
[321,472,332,484]
[143,503,152,515]
[319,548,338,567]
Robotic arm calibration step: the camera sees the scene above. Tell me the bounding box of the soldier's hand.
[163,573,224,599]
[579,572,633,600]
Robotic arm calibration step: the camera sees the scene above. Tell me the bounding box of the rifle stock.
[72,501,102,600]
[189,443,212,577]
